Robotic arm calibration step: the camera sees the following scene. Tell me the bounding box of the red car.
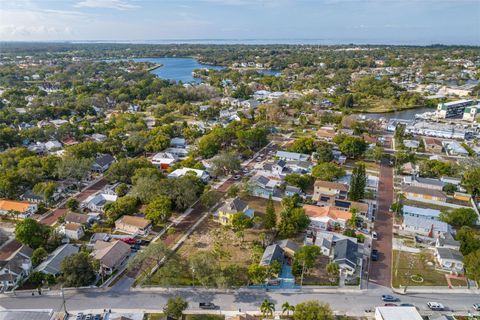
[120,238,136,245]
[384,303,398,307]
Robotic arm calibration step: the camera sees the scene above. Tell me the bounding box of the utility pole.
[300,260,306,288]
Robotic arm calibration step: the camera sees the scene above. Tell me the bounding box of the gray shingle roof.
[333,239,358,269]
[260,244,284,266]
[436,247,463,262]
[35,244,79,275]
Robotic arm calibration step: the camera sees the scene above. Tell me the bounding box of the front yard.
[392,250,449,287]
[301,255,338,286]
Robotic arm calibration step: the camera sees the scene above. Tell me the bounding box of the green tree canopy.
[440,208,478,227]
[14,218,50,249]
[293,300,334,320]
[60,252,96,287]
[311,163,346,181]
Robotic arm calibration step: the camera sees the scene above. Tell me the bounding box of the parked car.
[76,313,84,320]
[400,303,415,307]
[473,303,480,311]
[382,295,399,302]
[233,175,241,180]
[427,302,445,310]
[136,239,151,246]
[85,315,92,320]
[384,303,397,307]
[371,249,379,261]
[93,315,101,320]
[372,231,378,240]
[121,238,136,245]
[199,302,217,310]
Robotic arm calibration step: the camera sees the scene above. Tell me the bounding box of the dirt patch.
[302,255,337,285]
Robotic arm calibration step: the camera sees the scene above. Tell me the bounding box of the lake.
[132,57,223,83]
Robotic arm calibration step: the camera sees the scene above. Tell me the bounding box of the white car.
[427,302,445,310]
[372,231,378,240]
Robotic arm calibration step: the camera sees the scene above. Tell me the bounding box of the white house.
[402,205,441,220]
[61,223,85,240]
[167,168,209,182]
[151,152,178,170]
[81,192,118,212]
[435,247,464,274]
[402,215,451,238]
[275,151,310,161]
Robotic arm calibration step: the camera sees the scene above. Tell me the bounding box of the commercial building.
[375,307,422,320]
[436,99,475,119]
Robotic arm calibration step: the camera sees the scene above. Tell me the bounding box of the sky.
[0,0,479,45]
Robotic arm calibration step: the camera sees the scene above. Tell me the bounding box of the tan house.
[402,186,448,202]
[423,137,443,153]
[115,215,152,236]
[62,223,84,240]
[312,180,349,201]
[92,240,130,275]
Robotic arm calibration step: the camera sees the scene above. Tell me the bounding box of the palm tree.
[281,302,295,316]
[347,208,358,229]
[260,299,275,318]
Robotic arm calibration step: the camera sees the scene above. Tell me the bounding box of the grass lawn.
[402,199,454,212]
[392,250,448,287]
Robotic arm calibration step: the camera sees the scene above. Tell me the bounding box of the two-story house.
[215,197,254,225]
[312,180,349,202]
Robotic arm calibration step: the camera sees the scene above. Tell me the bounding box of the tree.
[311,163,346,181]
[66,197,79,211]
[260,299,275,318]
[164,297,188,320]
[145,196,172,224]
[210,151,241,177]
[292,245,321,277]
[115,183,129,196]
[15,218,50,249]
[128,242,170,271]
[230,212,253,239]
[289,137,316,154]
[334,135,367,159]
[264,195,276,230]
[56,157,92,187]
[200,190,222,209]
[456,226,480,256]
[33,181,56,205]
[463,166,480,196]
[104,196,138,222]
[60,252,96,287]
[282,302,295,316]
[189,252,217,287]
[247,264,268,284]
[31,247,48,266]
[349,163,366,201]
[464,249,480,282]
[314,142,334,164]
[440,208,478,227]
[443,183,457,195]
[347,208,358,229]
[293,300,334,320]
[326,262,339,282]
[284,174,311,191]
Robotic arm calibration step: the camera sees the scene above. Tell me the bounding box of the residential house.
[91,154,115,173]
[271,159,286,175]
[62,223,85,240]
[64,212,91,225]
[443,141,469,156]
[401,215,451,238]
[215,197,254,226]
[410,177,445,191]
[82,192,118,212]
[402,186,448,202]
[35,244,79,276]
[332,150,347,165]
[0,200,38,219]
[400,162,418,175]
[164,147,189,158]
[435,247,464,274]
[316,128,336,141]
[91,133,107,142]
[333,238,360,275]
[312,180,349,201]
[284,185,303,198]
[275,239,299,257]
[259,244,285,267]
[436,233,461,250]
[44,140,62,151]
[275,151,310,161]
[303,204,352,231]
[115,215,152,236]
[248,175,282,199]
[0,240,32,292]
[167,168,209,182]
[403,205,441,220]
[20,190,44,204]
[423,138,443,153]
[170,137,187,148]
[403,140,420,150]
[151,152,178,170]
[92,240,131,275]
[286,160,313,174]
[453,192,472,202]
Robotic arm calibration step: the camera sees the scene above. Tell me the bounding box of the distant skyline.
[0,0,479,45]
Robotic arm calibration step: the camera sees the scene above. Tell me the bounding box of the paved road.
[40,178,107,226]
[369,160,394,287]
[1,284,479,316]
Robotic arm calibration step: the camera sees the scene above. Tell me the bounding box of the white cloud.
[74,0,140,10]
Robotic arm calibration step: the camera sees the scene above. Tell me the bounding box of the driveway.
[369,160,394,287]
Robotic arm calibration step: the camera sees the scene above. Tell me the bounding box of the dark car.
[371,249,379,261]
[384,303,397,307]
[400,303,415,307]
[382,295,399,302]
[136,239,151,246]
[199,302,217,310]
